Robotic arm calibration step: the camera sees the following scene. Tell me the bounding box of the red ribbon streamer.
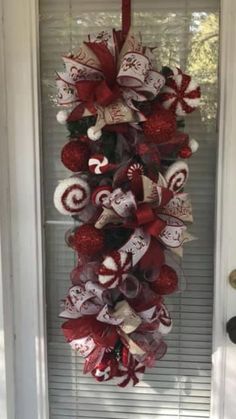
[85,42,117,86]
[62,316,118,348]
[122,0,131,39]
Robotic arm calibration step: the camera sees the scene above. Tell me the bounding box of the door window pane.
[39,1,219,417]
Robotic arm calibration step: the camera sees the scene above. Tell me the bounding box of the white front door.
[211,2,236,417]
[1,0,236,418]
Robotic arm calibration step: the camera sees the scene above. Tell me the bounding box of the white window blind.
[39,1,219,418]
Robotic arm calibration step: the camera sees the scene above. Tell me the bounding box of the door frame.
[0,0,235,418]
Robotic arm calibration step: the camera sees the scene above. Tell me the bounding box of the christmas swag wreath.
[53,19,201,387]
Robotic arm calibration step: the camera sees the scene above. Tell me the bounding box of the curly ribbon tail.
[122,0,131,39]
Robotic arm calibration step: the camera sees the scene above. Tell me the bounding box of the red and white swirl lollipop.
[91,185,112,207]
[89,154,117,174]
[54,176,91,215]
[164,161,189,193]
[159,70,201,116]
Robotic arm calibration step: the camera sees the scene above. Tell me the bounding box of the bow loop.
[56,30,165,130]
[117,52,150,87]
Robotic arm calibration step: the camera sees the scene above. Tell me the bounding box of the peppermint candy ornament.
[91,354,118,382]
[116,355,145,387]
[158,304,173,335]
[159,70,201,116]
[127,162,144,180]
[89,154,117,174]
[53,176,91,215]
[98,250,132,289]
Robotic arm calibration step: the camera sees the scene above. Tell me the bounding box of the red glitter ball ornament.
[150,264,178,295]
[61,140,90,172]
[79,135,90,143]
[178,145,192,159]
[142,107,177,144]
[69,224,105,256]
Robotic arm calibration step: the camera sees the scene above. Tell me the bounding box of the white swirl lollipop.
[164,161,189,193]
[92,185,112,207]
[53,176,91,215]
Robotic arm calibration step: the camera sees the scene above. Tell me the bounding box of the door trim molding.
[0,0,234,418]
[0,0,15,417]
[1,0,49,417]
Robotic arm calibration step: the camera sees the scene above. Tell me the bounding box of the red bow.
[135,203,166,238]
[69,40,121,122]
[76,80,121,109]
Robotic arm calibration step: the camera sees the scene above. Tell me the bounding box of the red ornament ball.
[142,107,177,144]
[79,135,90,143]
[69,224,105,256]
[178,145,192,159]
[150,264,178,295]
[61,140,90,172]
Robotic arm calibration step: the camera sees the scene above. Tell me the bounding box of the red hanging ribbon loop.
[122,0,131,39]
